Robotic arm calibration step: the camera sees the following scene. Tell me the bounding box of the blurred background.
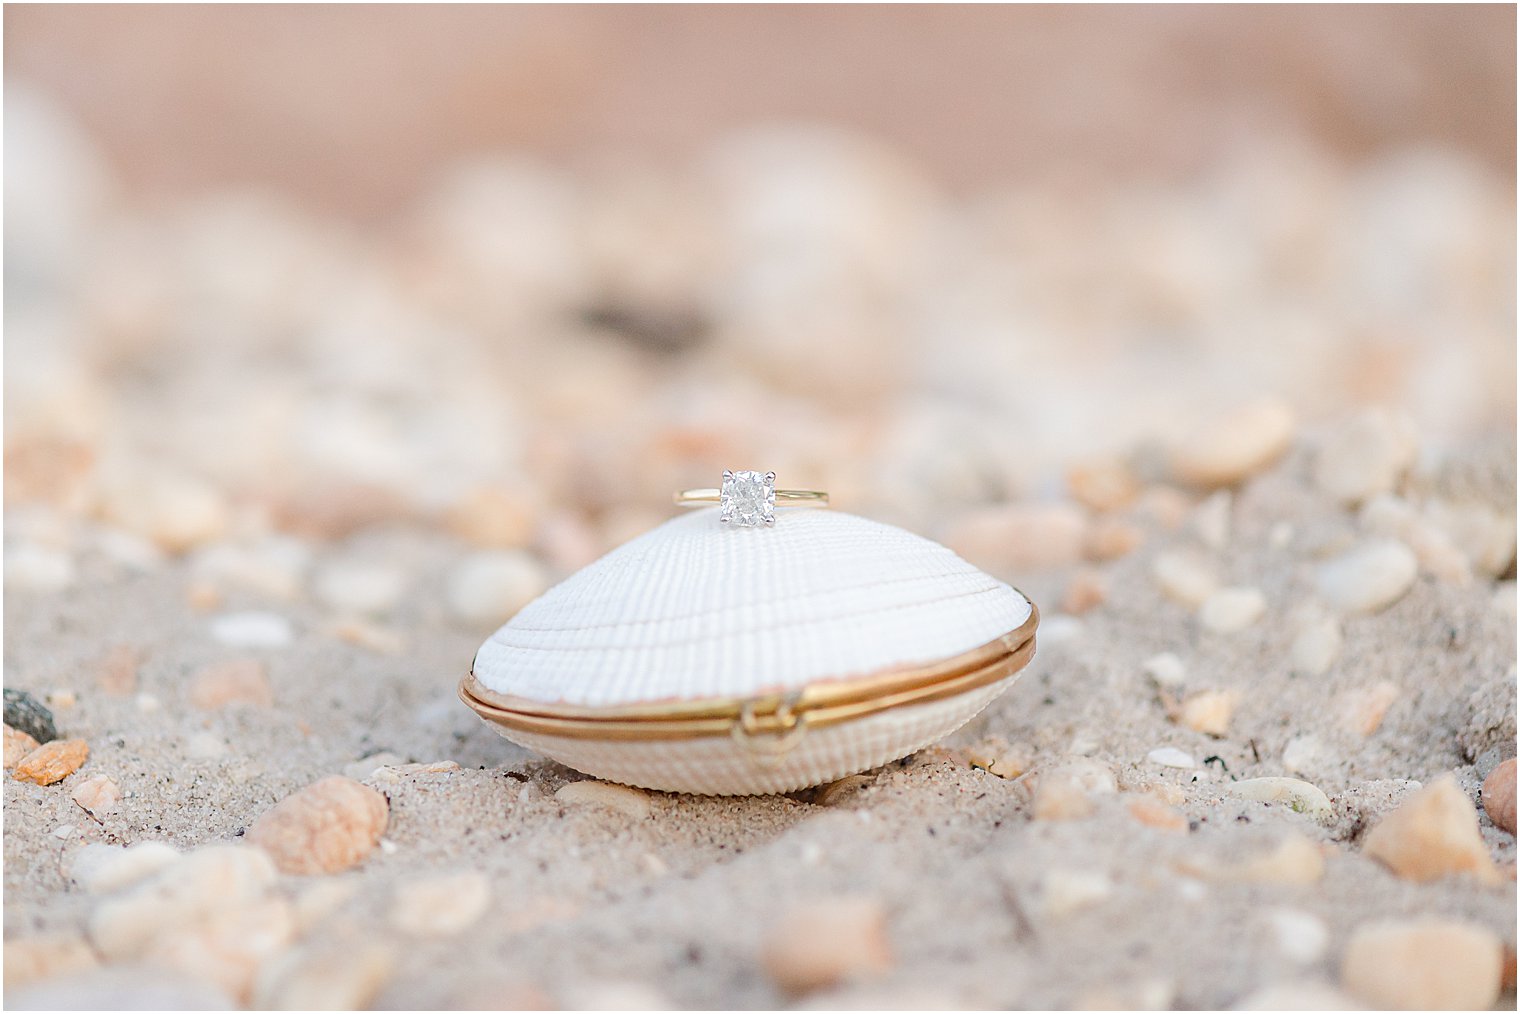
[4,5,1515,598]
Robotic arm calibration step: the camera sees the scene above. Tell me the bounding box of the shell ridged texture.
[474,509,1032,707]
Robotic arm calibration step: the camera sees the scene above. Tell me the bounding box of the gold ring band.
[672,488,829,507]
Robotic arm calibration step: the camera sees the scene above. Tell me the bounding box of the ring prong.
[764,516,776,527]
[765,471,776,482]
[722,470,733,481]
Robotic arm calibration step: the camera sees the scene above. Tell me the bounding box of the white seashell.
[463,509,1036,795]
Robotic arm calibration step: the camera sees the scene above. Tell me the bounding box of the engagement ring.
[674,470,829,527]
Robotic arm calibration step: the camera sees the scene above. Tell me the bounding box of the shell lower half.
[483,672,1019,795]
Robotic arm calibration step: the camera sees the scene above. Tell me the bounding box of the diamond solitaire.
[673,472,830,527]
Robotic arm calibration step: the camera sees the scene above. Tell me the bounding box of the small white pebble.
[446,550,548,627]
[1142,652,1187,689]
[47,689,78,709]
[1268,522,1294,549]
[1313,409,1417,505]
[4,543,75,593]
[312,560,407,616]
[1290,616,1342,675]
[1147,747,1197,769]
[379,839,399,855]
[555,780,652,819]
[134,694,161,713]
[1192,491,1232,551]
[1040,869,1113,918]
[1037,614,1084,647]
[1266,907,1331,964]
[1198,587,1266,633]
[1151,550,1219,607]
[1226,777,1333,820]
[209,611,294,649]
[1315,539,1418,614]
[185,732,228,759]
[70,841,182,894]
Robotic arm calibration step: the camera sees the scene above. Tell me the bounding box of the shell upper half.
[473,508,1033,708]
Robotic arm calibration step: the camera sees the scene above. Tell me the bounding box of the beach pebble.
[1314,409,1417,505]
[1126,794,1188,833]
[1226,777,1333,820]
[1315,540,1418,614]
[761,897,893,995]
[1151,550,1220,608]
[253,938,396,1010]
[555,779,652,819]
[388,871,492,937]
[292,877,362,933]
[1340,919,1502,1010]
[312,559,407,616]
[445,487,538,548]
[1178,689,1236,737]
[89,845,278,959]
[1192,491,1233,551]
[1147,747,1197,769]
[246,776,390,875]
[1289,616,1342,675]
[4,688,57,743]
[342,751,407,781]
[1199,587,1266,633]
[1423,497,1516,578]
[70,841,182,894]
[4,543,75,592]
[97,471,229,553]
[144,895,296,1000]
[4,724,41,769]
[1171,397,1295,488]
[47,688,77,710]
[445,549,548,627]
[1039,869,1113,917]
[209,611,294,649]
[2,932,98,990]
[1031,760,1117,821]
[1066,458,1140,513]
[1143,652,1187,689]
[1364,775,1499,883]
[186,731,229,759]
[1265,908,1331,964]
[12,738,89,785]
[943,503,1089,573]
[189,536,312,601]
[1341,680,1400,737]
[1234,982,1361,1010]
[189,658,272,710]
[1213,833,1325,885]
[70,774,122,816]
[1060,568,1108,614]
[1481,759,1515,834]
[1086,518,1144,561]
[95,644,141,696]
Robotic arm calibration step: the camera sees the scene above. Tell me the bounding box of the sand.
[2,81,1516,1010]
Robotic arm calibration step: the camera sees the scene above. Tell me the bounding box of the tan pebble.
[1341,919,1502,1010]
[13,738,88,785]
[446,549,548,627]
[96,645,140,695]
[1032,760,1116,821]
[1040,869,1113,917]
[47,689,77,709]
[1226,777,1333,820]
[944,503,1089,573]
[4,724,41,769]
[966,739,1033,780]
[1066,458,1140,513]
[98,471,229,553]
[1136,485,1194,530]
[70,774,122,816]
[1316,539,1418,614]
[246,776,389,875]
[1127,794,1188,833]
[1060,569,1108,614]
[1171,397,1295,488]
[555,780,652,819]
[188,658,272,710]
[1424,497,1516,578]
[445,487,538,548]
[330,619,406,654]
[1289,616,1342,676]
[388,871,492,937]
[1234,982,1360,1010]
[1364,775,1498,884]
[1179,689,1236,737]
[252,936,396,1009]
[1341,680,1400,737]
[1264,907,1331,964]
[1481,759,1515,834]
[1198,587,1266,633]
[366,759,462,784]
[1214,833,1325,885]
[292,877,361,932]
[2,932,97,990]
[144,896,295,1002]
[71,840,181,893]
[89,845,277,959]
[1192,490,1232,551]
[1151,550,1219,607]
[185,578,224,612]
[1313,409,1418,505]
[1404,521,1473,585]
[1086,518,1144,560]
[761,897,893,995]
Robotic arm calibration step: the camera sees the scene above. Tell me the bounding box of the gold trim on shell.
[458,603,1038,747]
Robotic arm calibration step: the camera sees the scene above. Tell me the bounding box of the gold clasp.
[731,693,807,765]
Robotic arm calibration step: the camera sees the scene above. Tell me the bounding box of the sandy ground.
[4,430,1515,1009]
